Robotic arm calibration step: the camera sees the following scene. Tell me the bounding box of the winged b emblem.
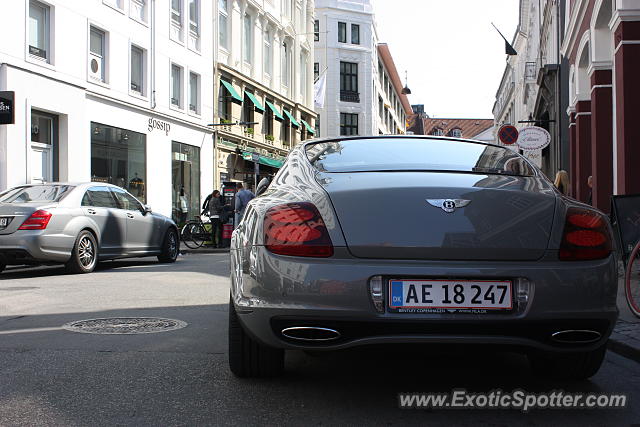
[426,199,471,213]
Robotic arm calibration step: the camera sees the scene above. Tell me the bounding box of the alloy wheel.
[78,236,95,268]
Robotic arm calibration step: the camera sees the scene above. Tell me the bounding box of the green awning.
[245,92,265,112]
[241,151,284,168]
[220,80,243,104]
[283,110,300,128]
[265,100,284,121]
[300,119,315,135]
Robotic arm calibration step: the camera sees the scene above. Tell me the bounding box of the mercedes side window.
[111,187,143,211]
[86,187,119,208]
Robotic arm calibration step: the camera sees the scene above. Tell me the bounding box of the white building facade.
[313,0,410,138]
[0,0,215,223]
[213,0,316,190]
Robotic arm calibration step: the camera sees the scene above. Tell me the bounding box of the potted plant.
[244,127,254,137]
[265,134,275,142]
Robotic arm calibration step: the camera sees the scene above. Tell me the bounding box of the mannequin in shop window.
[179,186,189,224]
[129,173,145,200]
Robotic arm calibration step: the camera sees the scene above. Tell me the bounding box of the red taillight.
[559,207,611,261]
[264,202,334,257]
[18,210,52,230]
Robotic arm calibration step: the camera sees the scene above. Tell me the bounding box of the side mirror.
[256,177,271,196]
[143,205,152,214]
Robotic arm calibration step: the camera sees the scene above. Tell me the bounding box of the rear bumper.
[231,247,619,353]
[0,230,74,264]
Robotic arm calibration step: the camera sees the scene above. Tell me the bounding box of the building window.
[282,108,291,144]
[171,0,182,27]
[29,1,50,61]
[103,0,124,10]
[314,19,319,41]
[351,24,360,44]
[263,30,272,75]
[340,113,358,136]
[281,41,290,87]
[219,0,228,49]
[242,91,254,125]
[172,141,200,225]
[314,116,320,138]
[378,96,383,120]
[283,0,292,18]
[450,128,462,138]
[431,127,443,136]
[189,0,199,35]
[314,62,319,81]
[340,61,359,102]
[90,122,147,203]
[243,13,252,64]
[338,22,346,43]
[263,99,274,137]
[189,72,199,114]
[130,0,146,22]
[130,45,144,94]
[89,27,106,82]
[171,63,183,107]
[219,80,231,121]
[300,52,308,103]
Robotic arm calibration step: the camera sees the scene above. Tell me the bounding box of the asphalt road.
[1,254,639,426]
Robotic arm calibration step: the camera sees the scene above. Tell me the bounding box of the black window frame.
[263,98,274,137]
[340,61,359,103]
[340,113,358,136]
[338,22,346,43]
[314,62,319,81]
[314,19,319,41]
[351,23,360,44]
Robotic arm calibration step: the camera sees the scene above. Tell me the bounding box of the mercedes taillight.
[18,210,52,230]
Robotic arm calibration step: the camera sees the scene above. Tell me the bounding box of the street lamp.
[401,70,411,95]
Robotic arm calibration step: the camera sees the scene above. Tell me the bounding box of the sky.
[371,0,519,119]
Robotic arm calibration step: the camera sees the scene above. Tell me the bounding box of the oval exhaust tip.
[281,326,341,342]
[551,329,601,344]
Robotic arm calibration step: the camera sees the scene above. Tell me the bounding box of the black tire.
[158,228,179,263]
[66,230,98,274]
[228,298,284,378]
[528,344,607,380]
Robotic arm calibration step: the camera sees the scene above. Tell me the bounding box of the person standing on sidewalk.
[234,183,255,228]
[203,190,225,247]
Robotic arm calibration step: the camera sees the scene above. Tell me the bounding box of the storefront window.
[90,122,146,203]
[172,141,200,225]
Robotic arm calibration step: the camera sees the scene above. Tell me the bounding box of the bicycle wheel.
[181,222,206,249]
[625,241,640,318]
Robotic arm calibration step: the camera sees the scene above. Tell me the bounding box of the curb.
[607,334,640,364]
[180,248,230,254]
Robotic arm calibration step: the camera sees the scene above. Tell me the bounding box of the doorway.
[30,110,58,183]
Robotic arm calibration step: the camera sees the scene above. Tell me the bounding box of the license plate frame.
[0,217,9,229]
[388,279,513,314]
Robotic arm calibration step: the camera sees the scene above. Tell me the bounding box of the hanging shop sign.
[516,126,551,150]
[0,91,15,125]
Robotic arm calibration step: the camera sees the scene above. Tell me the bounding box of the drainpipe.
[150,0,156,109]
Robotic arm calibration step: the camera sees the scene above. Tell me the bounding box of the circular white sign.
[517,126,551,150]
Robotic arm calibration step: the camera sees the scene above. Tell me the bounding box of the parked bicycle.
[612,194,640,318]
[181,214,211,249]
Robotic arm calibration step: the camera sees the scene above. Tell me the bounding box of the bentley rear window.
[306,138,535,176]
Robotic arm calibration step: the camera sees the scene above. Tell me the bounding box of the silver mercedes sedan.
[229,136,618,380]
[0,183,179,274]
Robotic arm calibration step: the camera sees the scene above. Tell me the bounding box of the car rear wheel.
[66,230,98,274]
[158,228,179,263]
[528,344,607,380]
[228,298,284,378]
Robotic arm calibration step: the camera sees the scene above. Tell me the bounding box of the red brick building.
[562,0,640,212]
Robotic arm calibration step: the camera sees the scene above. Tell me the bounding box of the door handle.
[87,209,96,214]
[126,213,135,219]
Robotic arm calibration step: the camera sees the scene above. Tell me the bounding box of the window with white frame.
[130,0,146,22]
[189,72,200,114]
[243,13,253,64]
[282,0,292,18]
[171,63,183,107]
[263,30,272,75]
[450,128,462,138]
[351,24,360,44]
[218,0,228,49]
[103,0,124,10]
[300,52,308,103]
[28,1,50,61]
[314,20,319,41]
[171,0,182,27]
[188,0,199,35]
[130,45,144,94]
[89,27,106,82]
[281,41,290,87]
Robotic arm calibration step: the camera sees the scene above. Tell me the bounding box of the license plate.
[0,217,8,229]
[388,279,513,313]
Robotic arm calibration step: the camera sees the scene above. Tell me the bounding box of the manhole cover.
[62,317,187,334]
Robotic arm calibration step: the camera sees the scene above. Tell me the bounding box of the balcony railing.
[340,90,360,103]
